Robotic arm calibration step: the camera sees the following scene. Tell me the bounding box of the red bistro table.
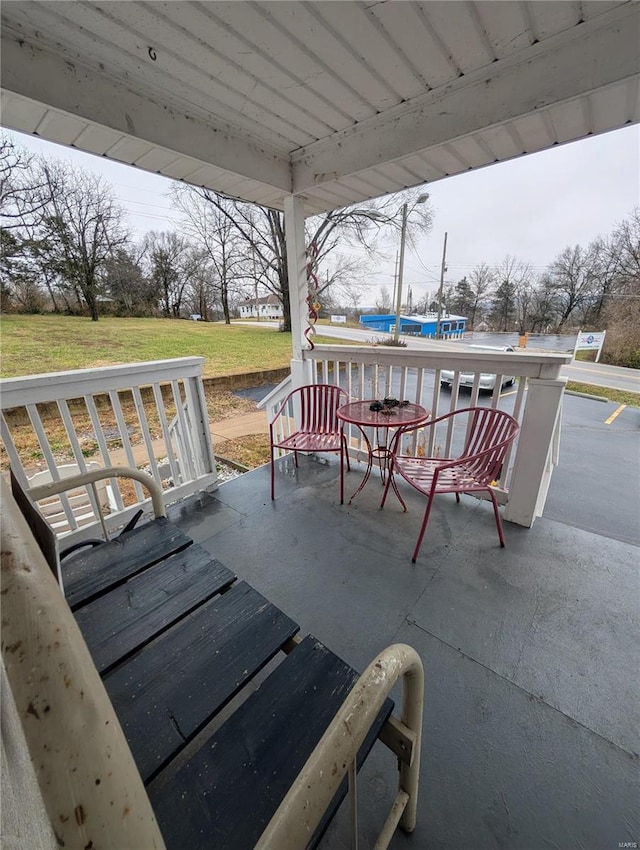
[337,400,430,504]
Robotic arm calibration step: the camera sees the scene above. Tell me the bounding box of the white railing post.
[183,374,217,478]
[504,377,566,527]
[284,194,313,389]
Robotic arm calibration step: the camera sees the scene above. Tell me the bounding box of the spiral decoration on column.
[304,240,321,350]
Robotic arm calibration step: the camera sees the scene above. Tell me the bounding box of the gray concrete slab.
[166,489,244,544]
[408,518,640,754]
[199,469,436,671]
[167,457,640,849]
[387,623,639,850]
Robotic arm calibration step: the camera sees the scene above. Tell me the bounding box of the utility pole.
[393,204,409,343]
[436,231,448,340]
[391,193,429,343]
[391,250,399,312]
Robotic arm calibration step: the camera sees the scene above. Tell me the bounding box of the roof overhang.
[2,1,639,216]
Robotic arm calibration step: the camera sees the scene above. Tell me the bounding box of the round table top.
[337,400,429,428]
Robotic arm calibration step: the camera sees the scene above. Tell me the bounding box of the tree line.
[0,135,431,329]
[431,215,638,366]
[369,214,639,367]
[1,134,637,367]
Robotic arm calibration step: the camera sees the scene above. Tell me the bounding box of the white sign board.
[330,315,347,324]
[574,330,606,362]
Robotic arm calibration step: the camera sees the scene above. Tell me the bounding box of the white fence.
[1,357,217,541]
[261,344,570,527]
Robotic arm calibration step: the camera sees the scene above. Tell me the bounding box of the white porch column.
[505,377,567,527]
[284,195,313,388]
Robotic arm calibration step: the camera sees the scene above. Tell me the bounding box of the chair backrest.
[460,407,519,484]
[296,384,348,433]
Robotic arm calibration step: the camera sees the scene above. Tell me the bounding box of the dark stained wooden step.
[63,516,192,609]
[148,635,394,850]
[104,580,299,783]
[74,546,236,674]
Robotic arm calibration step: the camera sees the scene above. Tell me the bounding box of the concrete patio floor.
[167,455,639,850]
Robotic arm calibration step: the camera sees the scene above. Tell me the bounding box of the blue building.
[359,312,467,339]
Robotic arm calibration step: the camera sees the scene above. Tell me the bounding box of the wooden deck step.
[103,581,300,783]
[148,635,394,850]
[74,546,236,674]
[63,516,192,609]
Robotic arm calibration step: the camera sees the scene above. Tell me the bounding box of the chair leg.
[487,487,506,547]
[455,492,460,504]
[340,446,344,504]
[342,434,351,472]
[294,450,299,468]
[270,447,276,501]
[412,491,437,563]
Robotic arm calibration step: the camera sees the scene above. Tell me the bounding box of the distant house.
[239,294,283,319]
[359,312,467,339]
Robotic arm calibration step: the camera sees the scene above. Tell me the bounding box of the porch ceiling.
[1,1,639,216]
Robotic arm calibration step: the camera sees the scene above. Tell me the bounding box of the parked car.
[440,345,516,392]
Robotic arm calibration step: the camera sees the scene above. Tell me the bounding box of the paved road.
[561,360,640,394]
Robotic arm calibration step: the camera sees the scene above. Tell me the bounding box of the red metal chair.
[381,407,520,562]
[270,384,351,502]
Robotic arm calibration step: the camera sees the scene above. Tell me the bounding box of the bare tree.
[0,133,50,229]
[577,236,619,326]
[600,209,640,366]
[376,285,393,312]
[489,256,531,331]
[611,208,640,281]
[28,159,128,321]
[336,277,366,318]
[467,263,494,328]
[143,231,194,318]
[172,187,248,323]
[183,248,220,321]
[527,274,558,333]
[170,185,432,332]
[548,244,600,330]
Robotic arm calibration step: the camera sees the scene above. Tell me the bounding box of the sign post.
[573,330,606,362]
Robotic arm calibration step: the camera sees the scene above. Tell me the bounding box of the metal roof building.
[360,312,467,339]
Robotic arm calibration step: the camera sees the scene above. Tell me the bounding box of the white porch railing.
[0,357,217,541]
[261,344,570,527]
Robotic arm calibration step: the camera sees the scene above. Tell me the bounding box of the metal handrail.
[256,644,424,850]
[27,466,167,520]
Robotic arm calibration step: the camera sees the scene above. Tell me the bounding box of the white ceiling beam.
[292,5,640,193]
[0,34,293,193]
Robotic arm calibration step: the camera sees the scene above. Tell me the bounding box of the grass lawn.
[0,315,353,470]
[565,381,640,408]
[0,314,347,379]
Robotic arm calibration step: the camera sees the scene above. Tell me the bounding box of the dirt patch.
[216,435,271,470]
[1,388,264,474]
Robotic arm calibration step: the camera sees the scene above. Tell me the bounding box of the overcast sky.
[7,123,639,305]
